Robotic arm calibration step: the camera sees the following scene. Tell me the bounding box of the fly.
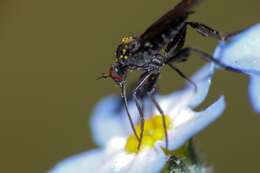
[98,0,239,151]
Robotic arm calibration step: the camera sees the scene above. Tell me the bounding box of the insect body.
[99,0,226,150]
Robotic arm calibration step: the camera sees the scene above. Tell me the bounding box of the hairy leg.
[187,22,223,40]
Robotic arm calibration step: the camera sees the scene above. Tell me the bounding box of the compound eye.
[109,67,123,82]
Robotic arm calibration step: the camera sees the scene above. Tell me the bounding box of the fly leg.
[167,63,198,92]
[165,22,223,61]
[143,73,169,150]
[148,92,169,150]
[120,83,140,141]
[172,47,251,75]
[187,22,224,40]
[132,72,153,150]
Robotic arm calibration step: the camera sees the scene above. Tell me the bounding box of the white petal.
[186,63,215,108]
[249,75,260,113]
[214,23,260,75]
[99,149,167,173]
[125,149,167,173]
[157,63,214,116]
[90,96,128,146]
[50,137,167,173]
[156,96,225,151]
[49,138,127,173]
[172,108,196,127]
[49,149,105,173]
[97,138,167,173]
[99,152,135,173]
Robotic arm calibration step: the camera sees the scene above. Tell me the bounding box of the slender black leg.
[133,72,153,150]
[165,26,187,58]
[187,22,223,40]
[173,47,252,75]
[133,94,144,150]
[167,63,198,92]
[120,84,140,141]
[147,91,169,150]
[140,97,145,115]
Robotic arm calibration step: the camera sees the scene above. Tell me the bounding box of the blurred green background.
[0,0,259,172]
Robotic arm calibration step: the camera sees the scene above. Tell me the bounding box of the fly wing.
[139,0,200,48]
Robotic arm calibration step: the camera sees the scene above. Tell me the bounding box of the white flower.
[213,23,260,113]
[49,64,225,173]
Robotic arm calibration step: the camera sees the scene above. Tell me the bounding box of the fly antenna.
[97,73,109,80]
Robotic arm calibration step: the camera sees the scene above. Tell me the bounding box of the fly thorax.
[115,36,141,64]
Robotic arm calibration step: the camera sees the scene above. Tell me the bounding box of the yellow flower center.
[125,115,172,153]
